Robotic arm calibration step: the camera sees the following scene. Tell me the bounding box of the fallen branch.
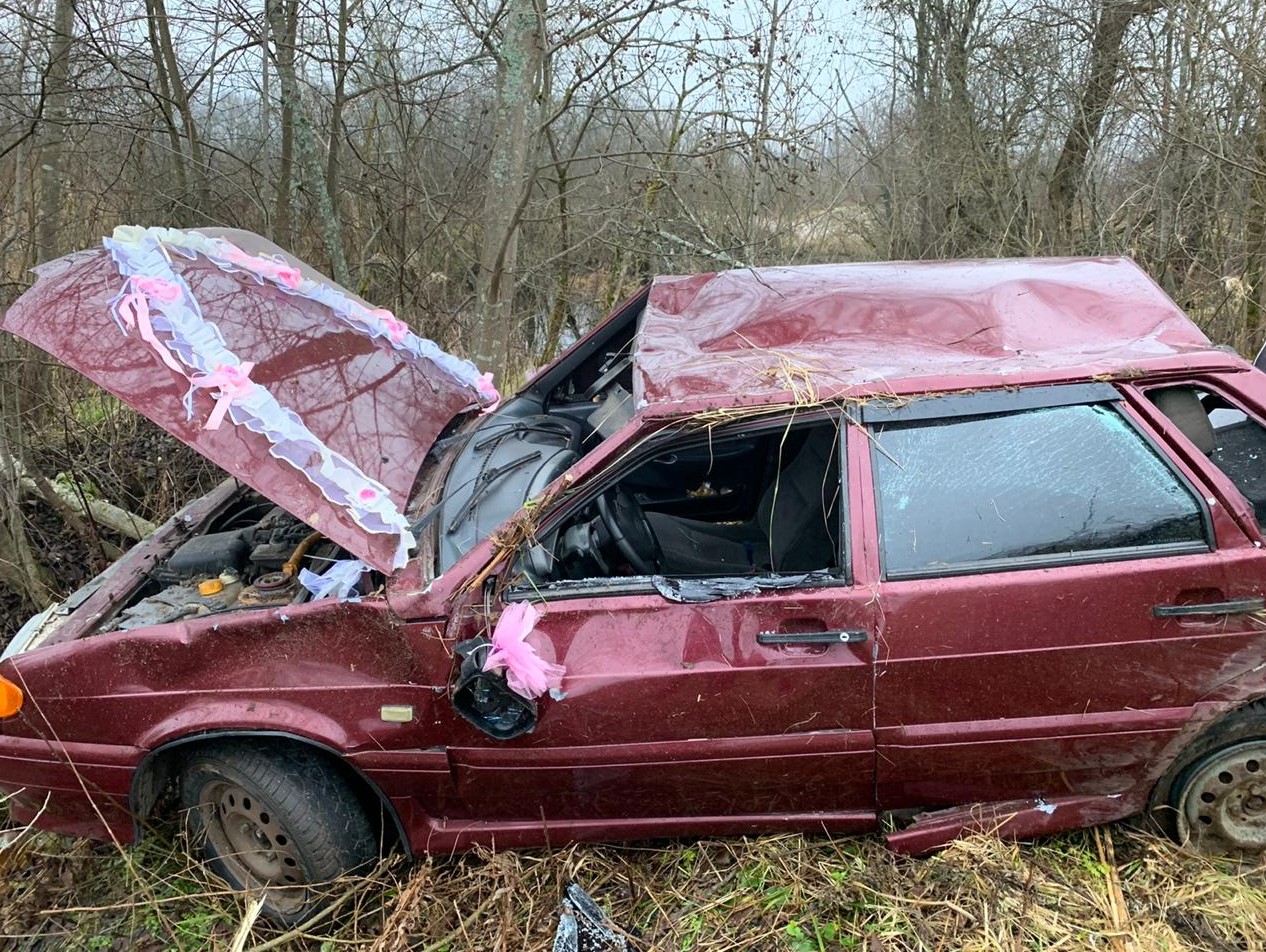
[3,452,155,541]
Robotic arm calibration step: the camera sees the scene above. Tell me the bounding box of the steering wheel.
[595,486,661,575]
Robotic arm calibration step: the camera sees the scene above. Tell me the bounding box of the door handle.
[1153,597,1265,618]
[757,629,868,645]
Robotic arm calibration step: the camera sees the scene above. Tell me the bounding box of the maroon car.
[4,229,1266,922]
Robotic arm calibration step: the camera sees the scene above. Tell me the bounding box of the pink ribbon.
[263,261,303,289]
[482,602,564,699]
[189,362,257,430]
[215,241,302,289]
[114,276,186,374]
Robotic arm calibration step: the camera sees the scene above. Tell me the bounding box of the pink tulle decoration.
[481,602,564,699]
[189,362,257,430]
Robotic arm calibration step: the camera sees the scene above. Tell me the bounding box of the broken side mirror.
[451,636,538,740]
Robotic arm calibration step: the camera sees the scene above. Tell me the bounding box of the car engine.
[107,497,347,632]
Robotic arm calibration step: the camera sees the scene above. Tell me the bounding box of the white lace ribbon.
[101,225,453,569]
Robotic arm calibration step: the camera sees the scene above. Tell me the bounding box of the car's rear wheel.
[1154,703,1266,856]
[1173,739,1266,854]
[179,742,377,924]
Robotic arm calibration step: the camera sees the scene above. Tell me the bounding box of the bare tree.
[1048,0,1165,237]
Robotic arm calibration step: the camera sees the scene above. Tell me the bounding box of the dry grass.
[3,811,1265,951]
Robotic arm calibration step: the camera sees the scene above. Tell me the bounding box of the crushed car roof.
[635,258,1219,407]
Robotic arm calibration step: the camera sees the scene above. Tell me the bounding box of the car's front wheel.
[180,742,377,924]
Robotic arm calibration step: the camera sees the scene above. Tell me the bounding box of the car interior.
[436,293,843,580]
[1148,385,1266,525]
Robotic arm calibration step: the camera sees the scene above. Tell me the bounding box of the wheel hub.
[1180,741,1266,851]
[198,779,306,908]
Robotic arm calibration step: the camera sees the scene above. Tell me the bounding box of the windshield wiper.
[445,450,543,532]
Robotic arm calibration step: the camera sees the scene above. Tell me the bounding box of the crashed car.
[4,229,1266,922]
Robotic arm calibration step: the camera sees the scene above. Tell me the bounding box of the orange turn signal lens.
[0,675,23,718]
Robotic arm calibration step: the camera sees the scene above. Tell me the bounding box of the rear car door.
[864,384,1266,811]
[442,415,879,832]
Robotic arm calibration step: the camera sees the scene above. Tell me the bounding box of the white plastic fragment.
[299,559,367,602]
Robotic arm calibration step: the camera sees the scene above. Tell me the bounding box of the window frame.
[1137,377,1266,541]
[866,386,1214,582]
[504,410,853,601]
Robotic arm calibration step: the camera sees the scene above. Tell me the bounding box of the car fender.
[134,699,356,752]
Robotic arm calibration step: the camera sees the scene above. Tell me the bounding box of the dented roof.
[635,258,1218,407]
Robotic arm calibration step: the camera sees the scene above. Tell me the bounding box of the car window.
[530,418,845,582]
[871,403,1208,579]
[1148,385,1266,527]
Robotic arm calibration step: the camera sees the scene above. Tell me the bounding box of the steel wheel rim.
[198,779,307,911]
[1179,740,1266,852]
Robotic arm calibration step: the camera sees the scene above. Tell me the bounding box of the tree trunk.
[471,0,543,377]
[1048,0,1163,238]
[36,0,75,263]
[1246,70,1266,335]
[144,0,190,216]
[0,339,56,608]
[266,0,350,283]
[270,0,298,249]
[147,0,207,218]
[325,0,353,227]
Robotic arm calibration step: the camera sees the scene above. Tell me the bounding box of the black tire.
[179,741,377,924]
[1150,702,1266,857]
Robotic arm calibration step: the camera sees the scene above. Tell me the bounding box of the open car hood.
[3,227,488,573]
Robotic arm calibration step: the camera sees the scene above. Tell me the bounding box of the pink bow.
[481,602,564,699]
[114,276,185,374]
[189,362,257,430]
[476,371,500,412]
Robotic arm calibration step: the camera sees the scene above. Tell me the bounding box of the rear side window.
[872,403,1208,579]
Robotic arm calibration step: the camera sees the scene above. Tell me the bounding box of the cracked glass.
[873,403,1207,578]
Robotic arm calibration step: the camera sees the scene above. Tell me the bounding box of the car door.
[442,414,879,832]
[863,383,1266,811]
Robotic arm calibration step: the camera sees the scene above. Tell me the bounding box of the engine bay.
[106,494,359,632]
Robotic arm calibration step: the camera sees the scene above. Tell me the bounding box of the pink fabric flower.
[189,362,257,430]
[481,602,564,699]
[476,371,500,412]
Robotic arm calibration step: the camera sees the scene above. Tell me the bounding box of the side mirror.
[451,636,537,740]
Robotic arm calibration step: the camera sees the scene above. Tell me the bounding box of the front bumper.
[0,730,142,842]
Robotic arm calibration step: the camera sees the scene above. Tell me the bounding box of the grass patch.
[2,818,1264,950]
